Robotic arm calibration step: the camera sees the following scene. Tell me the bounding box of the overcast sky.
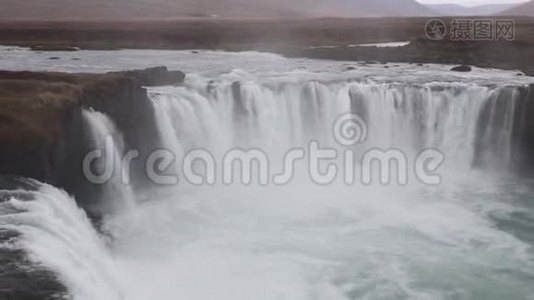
[417,0,528,6]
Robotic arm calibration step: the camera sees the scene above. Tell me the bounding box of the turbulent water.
[1,47,534,300]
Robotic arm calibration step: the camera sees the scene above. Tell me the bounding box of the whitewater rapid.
[1,48,534,300]
[3,176,534,300]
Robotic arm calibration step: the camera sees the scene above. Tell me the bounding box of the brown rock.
[110,66,186,86]
[451,65,472,72]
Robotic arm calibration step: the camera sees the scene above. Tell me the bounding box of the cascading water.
[0,179,123,300]
[82,109,135,212]
[148,80,520,177]
[2,50,534,300]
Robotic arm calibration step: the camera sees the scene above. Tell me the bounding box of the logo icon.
[425,19,447,41]
[333,114,367,146]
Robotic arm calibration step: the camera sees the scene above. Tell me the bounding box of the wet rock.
[31,45,79,52]
[231,81,246,115]
[451,65,472,72]
[111,66,185,86]
[207,80,216,94]
[0,236,68,300]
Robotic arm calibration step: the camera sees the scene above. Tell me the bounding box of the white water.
[0,183,122,300]
[82,109,135,212]
[3,174,534,299]
[1,49,534,300]
[149,80,519,177]
[349,41,410,47]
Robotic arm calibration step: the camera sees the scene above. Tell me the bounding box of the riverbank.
[1,17,534,73]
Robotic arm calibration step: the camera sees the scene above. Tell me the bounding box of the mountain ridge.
[502,0,534,16]
[427,3,517,16]
[0,0,436,19]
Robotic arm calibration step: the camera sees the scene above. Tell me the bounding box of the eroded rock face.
[515,84,534,174]
[0,66,185,216]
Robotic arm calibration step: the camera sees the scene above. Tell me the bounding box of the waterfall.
[474,87,522,169]
[0,179,122,300]
[148,80,522,177]
[2,76,532,300]
[82,109,135,212]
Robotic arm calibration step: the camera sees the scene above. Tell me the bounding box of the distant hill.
[427,3,517,16]
[0,0,436,20]
[338,0,436,17]
[0,0,301,19]
[502,0,534,16]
